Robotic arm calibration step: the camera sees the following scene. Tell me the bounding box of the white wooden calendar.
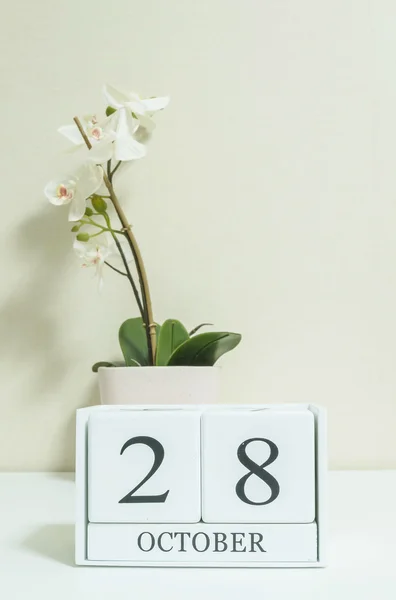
[75,404,327,567]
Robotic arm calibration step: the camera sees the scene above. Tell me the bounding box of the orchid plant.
[45,84,241,368]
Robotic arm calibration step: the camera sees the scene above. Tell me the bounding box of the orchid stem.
[79,219,123,235]
[104,261,128,277]
[73,115,156,364]
[102,213,145,319]
[110,161,122,181]
[90,230,109,238]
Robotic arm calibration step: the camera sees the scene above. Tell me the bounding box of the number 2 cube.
[88,409,201,523]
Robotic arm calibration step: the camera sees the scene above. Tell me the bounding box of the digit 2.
[118,436,170,504]
[235,437,280,505]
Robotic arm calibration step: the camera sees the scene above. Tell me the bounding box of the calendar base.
[86,522,317,565]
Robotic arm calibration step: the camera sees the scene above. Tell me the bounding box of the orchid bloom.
[58,110,146,164]
[74,235,132,290]
[101,84,169,160]
[104,84,169,127]
[58,114,115,150]
[44,162,103,221]
[73,239,112,291]
[58,114,118,164]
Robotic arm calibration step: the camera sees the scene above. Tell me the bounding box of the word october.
[137,530,266,554]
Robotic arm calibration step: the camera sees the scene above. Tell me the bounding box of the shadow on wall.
[0,205,73,394]
[0,204,98,466]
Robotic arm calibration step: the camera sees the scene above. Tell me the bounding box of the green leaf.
[128,359,141,366]
[92,361,115,372]
[106,106,117,116]
[189,322,213,336]
[119,318,150,366]
[167,332,241,366]
[92,361,127,372]
[156,319,190,366]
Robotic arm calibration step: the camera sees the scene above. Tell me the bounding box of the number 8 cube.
[201,408,316,523]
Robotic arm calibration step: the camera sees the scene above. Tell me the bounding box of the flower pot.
[98,366,220,405]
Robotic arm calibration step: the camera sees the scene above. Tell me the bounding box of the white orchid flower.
[58,111,145,164]
[73,238,111,291]
[74,234,132,291]
[104,84,169,124]
[44,162,103,221]
[58,114,114,148]
[58,114,117,164]
[91,108,147,163]
[101,84,169,160]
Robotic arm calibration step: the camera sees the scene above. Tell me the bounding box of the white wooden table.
[0,471,395,599]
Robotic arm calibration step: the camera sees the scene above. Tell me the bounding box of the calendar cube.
[88,409,201,523]
[201,408,316,523]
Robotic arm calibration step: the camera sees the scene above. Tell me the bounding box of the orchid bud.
[105,106,116,116]
[71,224,80,232]
[91,195,107,213]
[76,232,90,242]
[85,207,94,216]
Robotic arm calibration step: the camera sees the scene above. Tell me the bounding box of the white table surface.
[0,471,395,599]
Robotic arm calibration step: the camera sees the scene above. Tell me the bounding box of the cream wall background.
[0,0,395,470]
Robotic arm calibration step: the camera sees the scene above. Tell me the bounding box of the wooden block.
[88,409,202,523]
[87,522,318,564]
[202,409,316,523]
